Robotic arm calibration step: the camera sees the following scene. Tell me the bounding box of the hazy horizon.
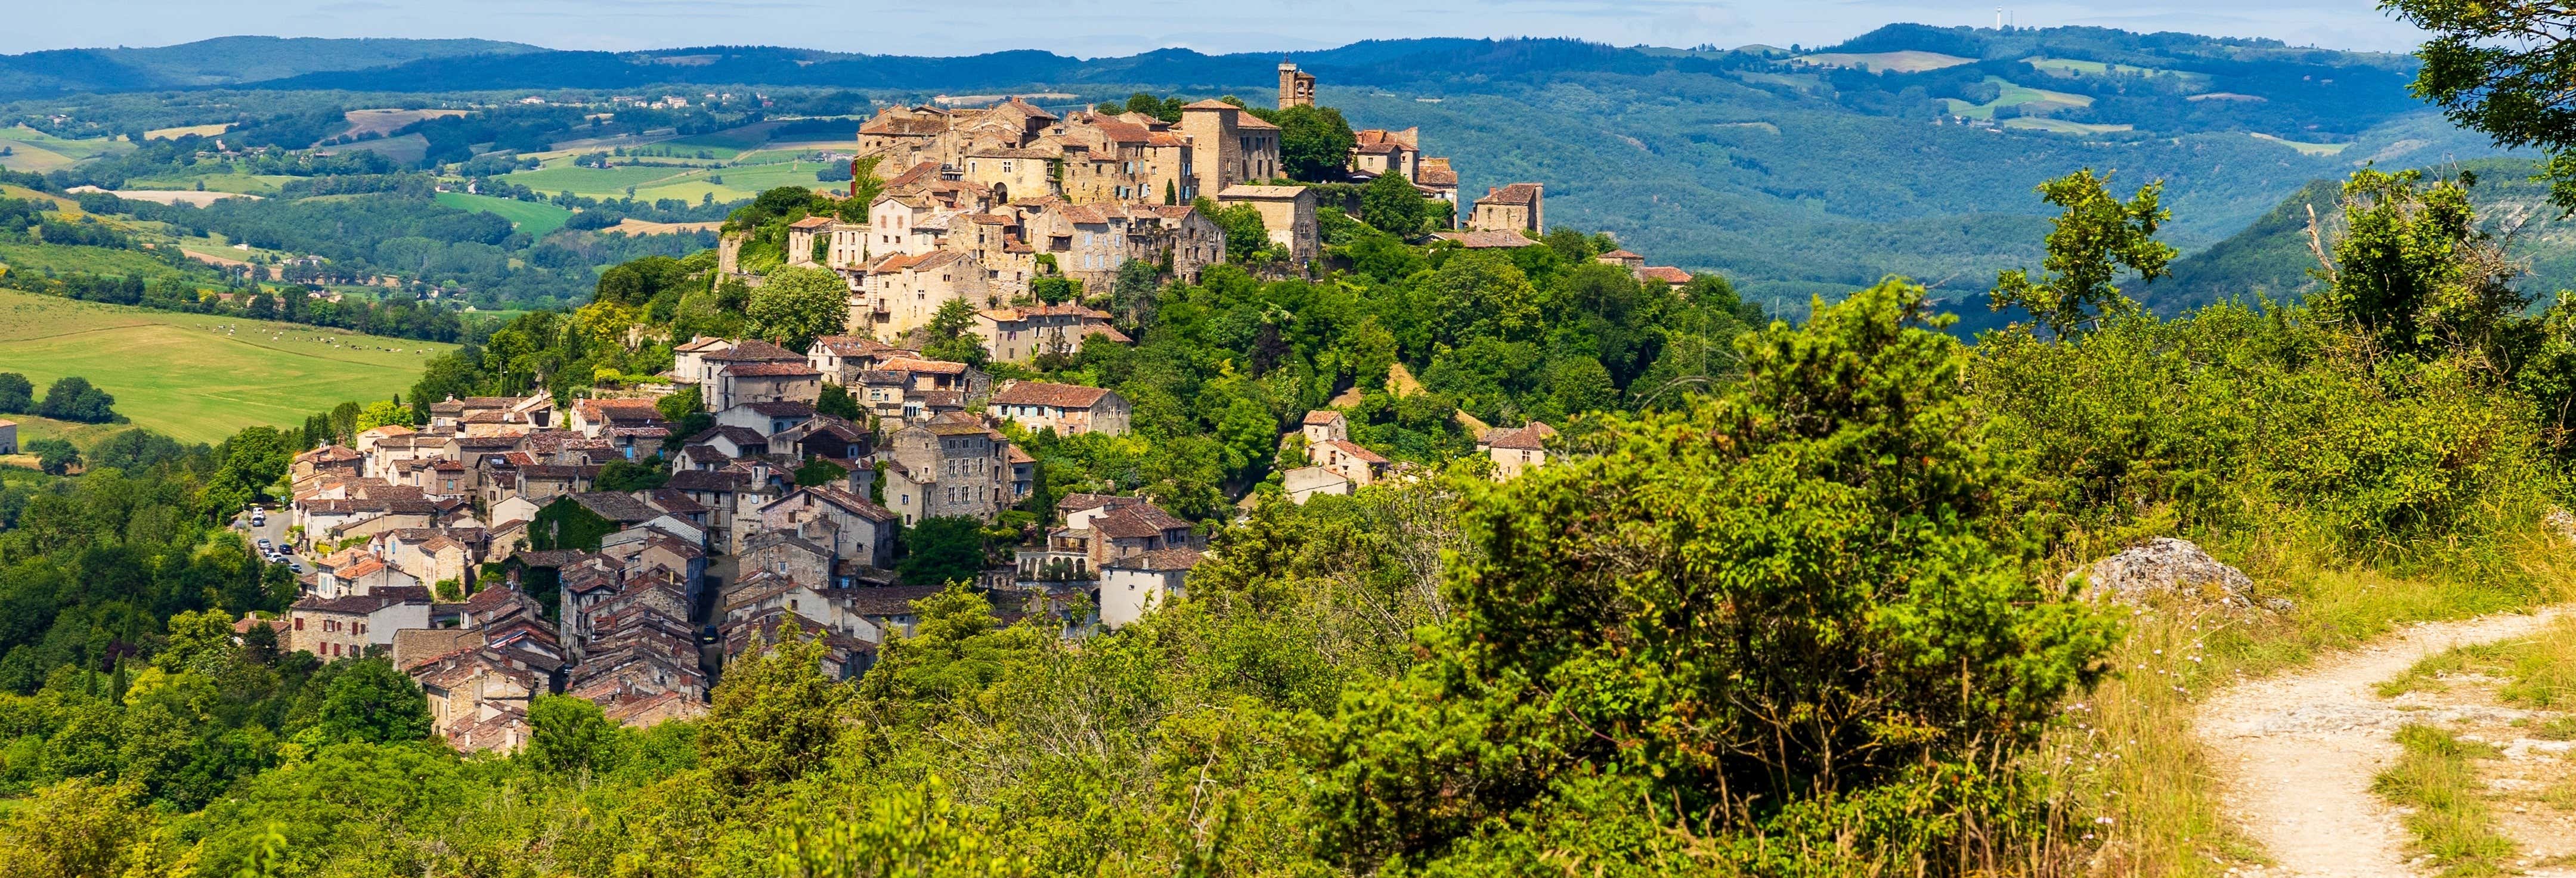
[4,0,2432,60]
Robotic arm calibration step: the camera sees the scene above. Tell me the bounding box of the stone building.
[1178,100,1282,201]
[881,414,1014,525]
[1216,185,1318,265]
[972,304,1126,364]
[1471,183,1545,234]
[1278,62,1316,110]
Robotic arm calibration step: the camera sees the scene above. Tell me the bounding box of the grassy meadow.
[0,289,454,445]
[432,191,572,236]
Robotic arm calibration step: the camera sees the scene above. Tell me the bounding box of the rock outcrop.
[2077,537,2255,607]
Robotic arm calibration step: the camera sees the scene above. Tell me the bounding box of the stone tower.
[1278,62,1315,110]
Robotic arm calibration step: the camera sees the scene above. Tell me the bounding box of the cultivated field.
[1794,51,1976,73]
[1942,76,2096,119]
[2003,117,2135,135]
[336,108,466,140]
[433,191,573,236]
[0,126,132,173]
[145,123,233,139]
[0,290,453,445]
[2252,132,2353,156]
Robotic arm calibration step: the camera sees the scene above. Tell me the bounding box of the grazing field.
[0,139,77,172]
[499,158,839,202]
[0,241,197,281]
[2003,117,2136,135]
[606,218,723,235]
[1942,76,2097,119]
[2026,56,2212,86]
[122,170,301,196]
[335,108,466,140]
[72,188,261,206]
[0,126,132,164]
[0,289,454,445]
[433,191,573,236]
[2252,132,2353,155]
[323,132,431,165]
[1794,51,1975,73]
[145,123,233,139]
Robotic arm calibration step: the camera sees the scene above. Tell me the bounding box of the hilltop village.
[249,64,1683,753]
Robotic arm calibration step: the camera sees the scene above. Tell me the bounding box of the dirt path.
[2195,606,2574,877]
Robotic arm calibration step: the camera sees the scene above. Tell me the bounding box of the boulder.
[2077,537,2254,607]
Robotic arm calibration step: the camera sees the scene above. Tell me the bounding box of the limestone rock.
[2077,537,2254,607]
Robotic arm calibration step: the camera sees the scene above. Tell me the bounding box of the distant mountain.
[0,36,542,96]
[1,26,2534,311]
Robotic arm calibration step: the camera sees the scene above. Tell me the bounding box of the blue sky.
[4,0,2431,57]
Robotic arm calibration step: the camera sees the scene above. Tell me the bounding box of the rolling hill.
[0,289,456,445]
[0,25,2536,312]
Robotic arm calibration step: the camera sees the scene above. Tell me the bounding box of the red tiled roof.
[1477,183,1543,206]
[992,381,1113,408]
[1638,266,1693,284]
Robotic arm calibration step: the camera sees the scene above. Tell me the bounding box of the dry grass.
[2037,524,2576,877]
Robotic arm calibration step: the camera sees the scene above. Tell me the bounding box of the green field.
[2026,56,2212,86]
[2002,117,2136,135]
[2250,132,2352,156]
[0,289,453,445]
[498,157,840,202]
[120,169,302,196]
[1942,76,2097,120]
[434,191,574,236]
[1795,51,1976,73]
[0,126,133,164]
[0,241,197,281]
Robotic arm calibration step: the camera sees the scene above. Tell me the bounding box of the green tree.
[0,778,151,878]
[751,265,852,349]
[765,777,1029,878]
[1273,105,1357,182]
[1359,170,1429,235]
[2315,167,2525,361]
[2389,0,2576,211]
[921,298,987,366]
[24,438,79,476]
[1198,197,1271,263]
[35,376,117,423]
[0,372,30,413]
[309,659,433,744]
[1989,169,2175,336]
[700,618,847,790]
[794,458,849,486]
[855,582,1041,721]
[656,385,704,422]
[352,399,413,432]
[817,383,864,420]
[157,608,236,675]
[1311,278,2120,870]
[596,458,670,491]
[897,516,987,585]
[525,694,619,775]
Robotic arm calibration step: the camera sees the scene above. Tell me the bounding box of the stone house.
[858,250,992,339]
[758,486,897,570]
[1471,183,1544,234]
[1216,184,1318,265]
[708,361,823,411]
[971,303,1126,364]
[807,336,919,386]
[289,587,432,661]
[717,400,817,438]
[882,414,1013,525]
[961,147,1058,204]
[1100,548,1205,629]
[1311,439,1389,488]
[569,398,666,437]
[1178,100,1281,198]
[987,381,1131,436]
[1299,409,1349,446]
[740,530,838,588]
[1476,422,1559,480]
